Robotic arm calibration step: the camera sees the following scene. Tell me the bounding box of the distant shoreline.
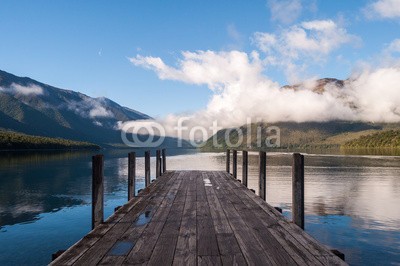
[0,131,101,151]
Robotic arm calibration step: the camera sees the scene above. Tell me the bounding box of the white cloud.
[0,83,44,96]
[252,19,359,82]
[386,38,400,53]
[254,20,356,60]
[252,33,276,53]
[364,0,400,19]
[226,24,244,50]
[130,50,264,90]
[66,97,114,119]
[268,0,302,24]
[130,49,400,139]
[348,67,400,122]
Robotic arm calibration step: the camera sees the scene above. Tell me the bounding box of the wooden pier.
[51,150,346,266]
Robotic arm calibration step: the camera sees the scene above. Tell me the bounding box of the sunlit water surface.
[0,149,399,265]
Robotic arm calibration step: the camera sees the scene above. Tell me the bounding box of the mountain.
[200,121,387,151]
[0,70,153,146]
[282,78,345,94]
[343,130,400,148]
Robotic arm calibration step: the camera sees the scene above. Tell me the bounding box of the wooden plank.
[203,172,232,234]
[173,173,197,266]
[242,150,248,187]
[202,172,246,264]
[128,152,136,201]
[156,149,161,178]
[210,172,274,265]
[198,256,222,266]
[196,172,220,257]
[226,149,230,173]
[217,171,321,266]
[292,153,305,229]
[92,154,104,230]
[221,254,247,266]
[147,173,189,265]
[213,171,296,266]
[162,148,166,173]
[98,173,181,265]
[259,151,266,200]
[232,150,237,179]
[122,172,185,264]
[145,151,150,187]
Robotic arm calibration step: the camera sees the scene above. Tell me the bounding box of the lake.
[0,149,399,265]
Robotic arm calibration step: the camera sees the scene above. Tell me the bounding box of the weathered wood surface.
[242,150,248,187]
[156,150,161,178]
[127,152,136,201]
[144,151,150,187]
[52,171,346,266]
[92,155,104,230]
[162,149,166,173]
[232,150,237,179]
[292,153,305,229]
[259,151,266,201]
[226,149,230,173]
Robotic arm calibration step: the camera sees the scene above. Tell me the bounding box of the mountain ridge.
[0,69,151,146]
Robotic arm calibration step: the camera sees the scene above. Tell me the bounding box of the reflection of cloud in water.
[0,195,85,228]
[12,203,44,217]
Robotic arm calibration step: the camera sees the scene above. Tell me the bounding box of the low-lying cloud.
[66,97,114,119]
[0,83,44,96]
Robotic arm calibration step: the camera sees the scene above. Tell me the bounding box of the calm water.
[0,149,399,265]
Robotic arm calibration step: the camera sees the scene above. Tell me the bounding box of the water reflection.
[0,149,196,228]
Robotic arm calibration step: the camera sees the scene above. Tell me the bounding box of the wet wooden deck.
[51,170,346,265]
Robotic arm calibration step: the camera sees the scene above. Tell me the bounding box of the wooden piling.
[292,153,305,230]
[242,150,248,187]
[226,149,230,173]
[145,151,151,187]
[92,154,104,229]
[162,149,166,173]
[128,152,136,201]
[232,150,237,179]
[259,151,266,200]
[156,150,161,177]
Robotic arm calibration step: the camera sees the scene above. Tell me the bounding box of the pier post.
[162,149,166,173]
[233,150,237,179]
[156,150,161,177]
[226,149,230,173]
[128,152,136,201]
[145,151,150,187]
[259,151,266,200]
[242,150,248,187]
[92,154,104,229]
[292,153,305,230]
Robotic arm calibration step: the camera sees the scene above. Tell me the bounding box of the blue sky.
[1,0,399,117]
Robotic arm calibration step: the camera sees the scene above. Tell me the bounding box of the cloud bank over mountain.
[127,14,400,140]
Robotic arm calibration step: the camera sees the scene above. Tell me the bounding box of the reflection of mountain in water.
[0,196,85,228]
[0,149,197,228]
[0,151,93,227]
